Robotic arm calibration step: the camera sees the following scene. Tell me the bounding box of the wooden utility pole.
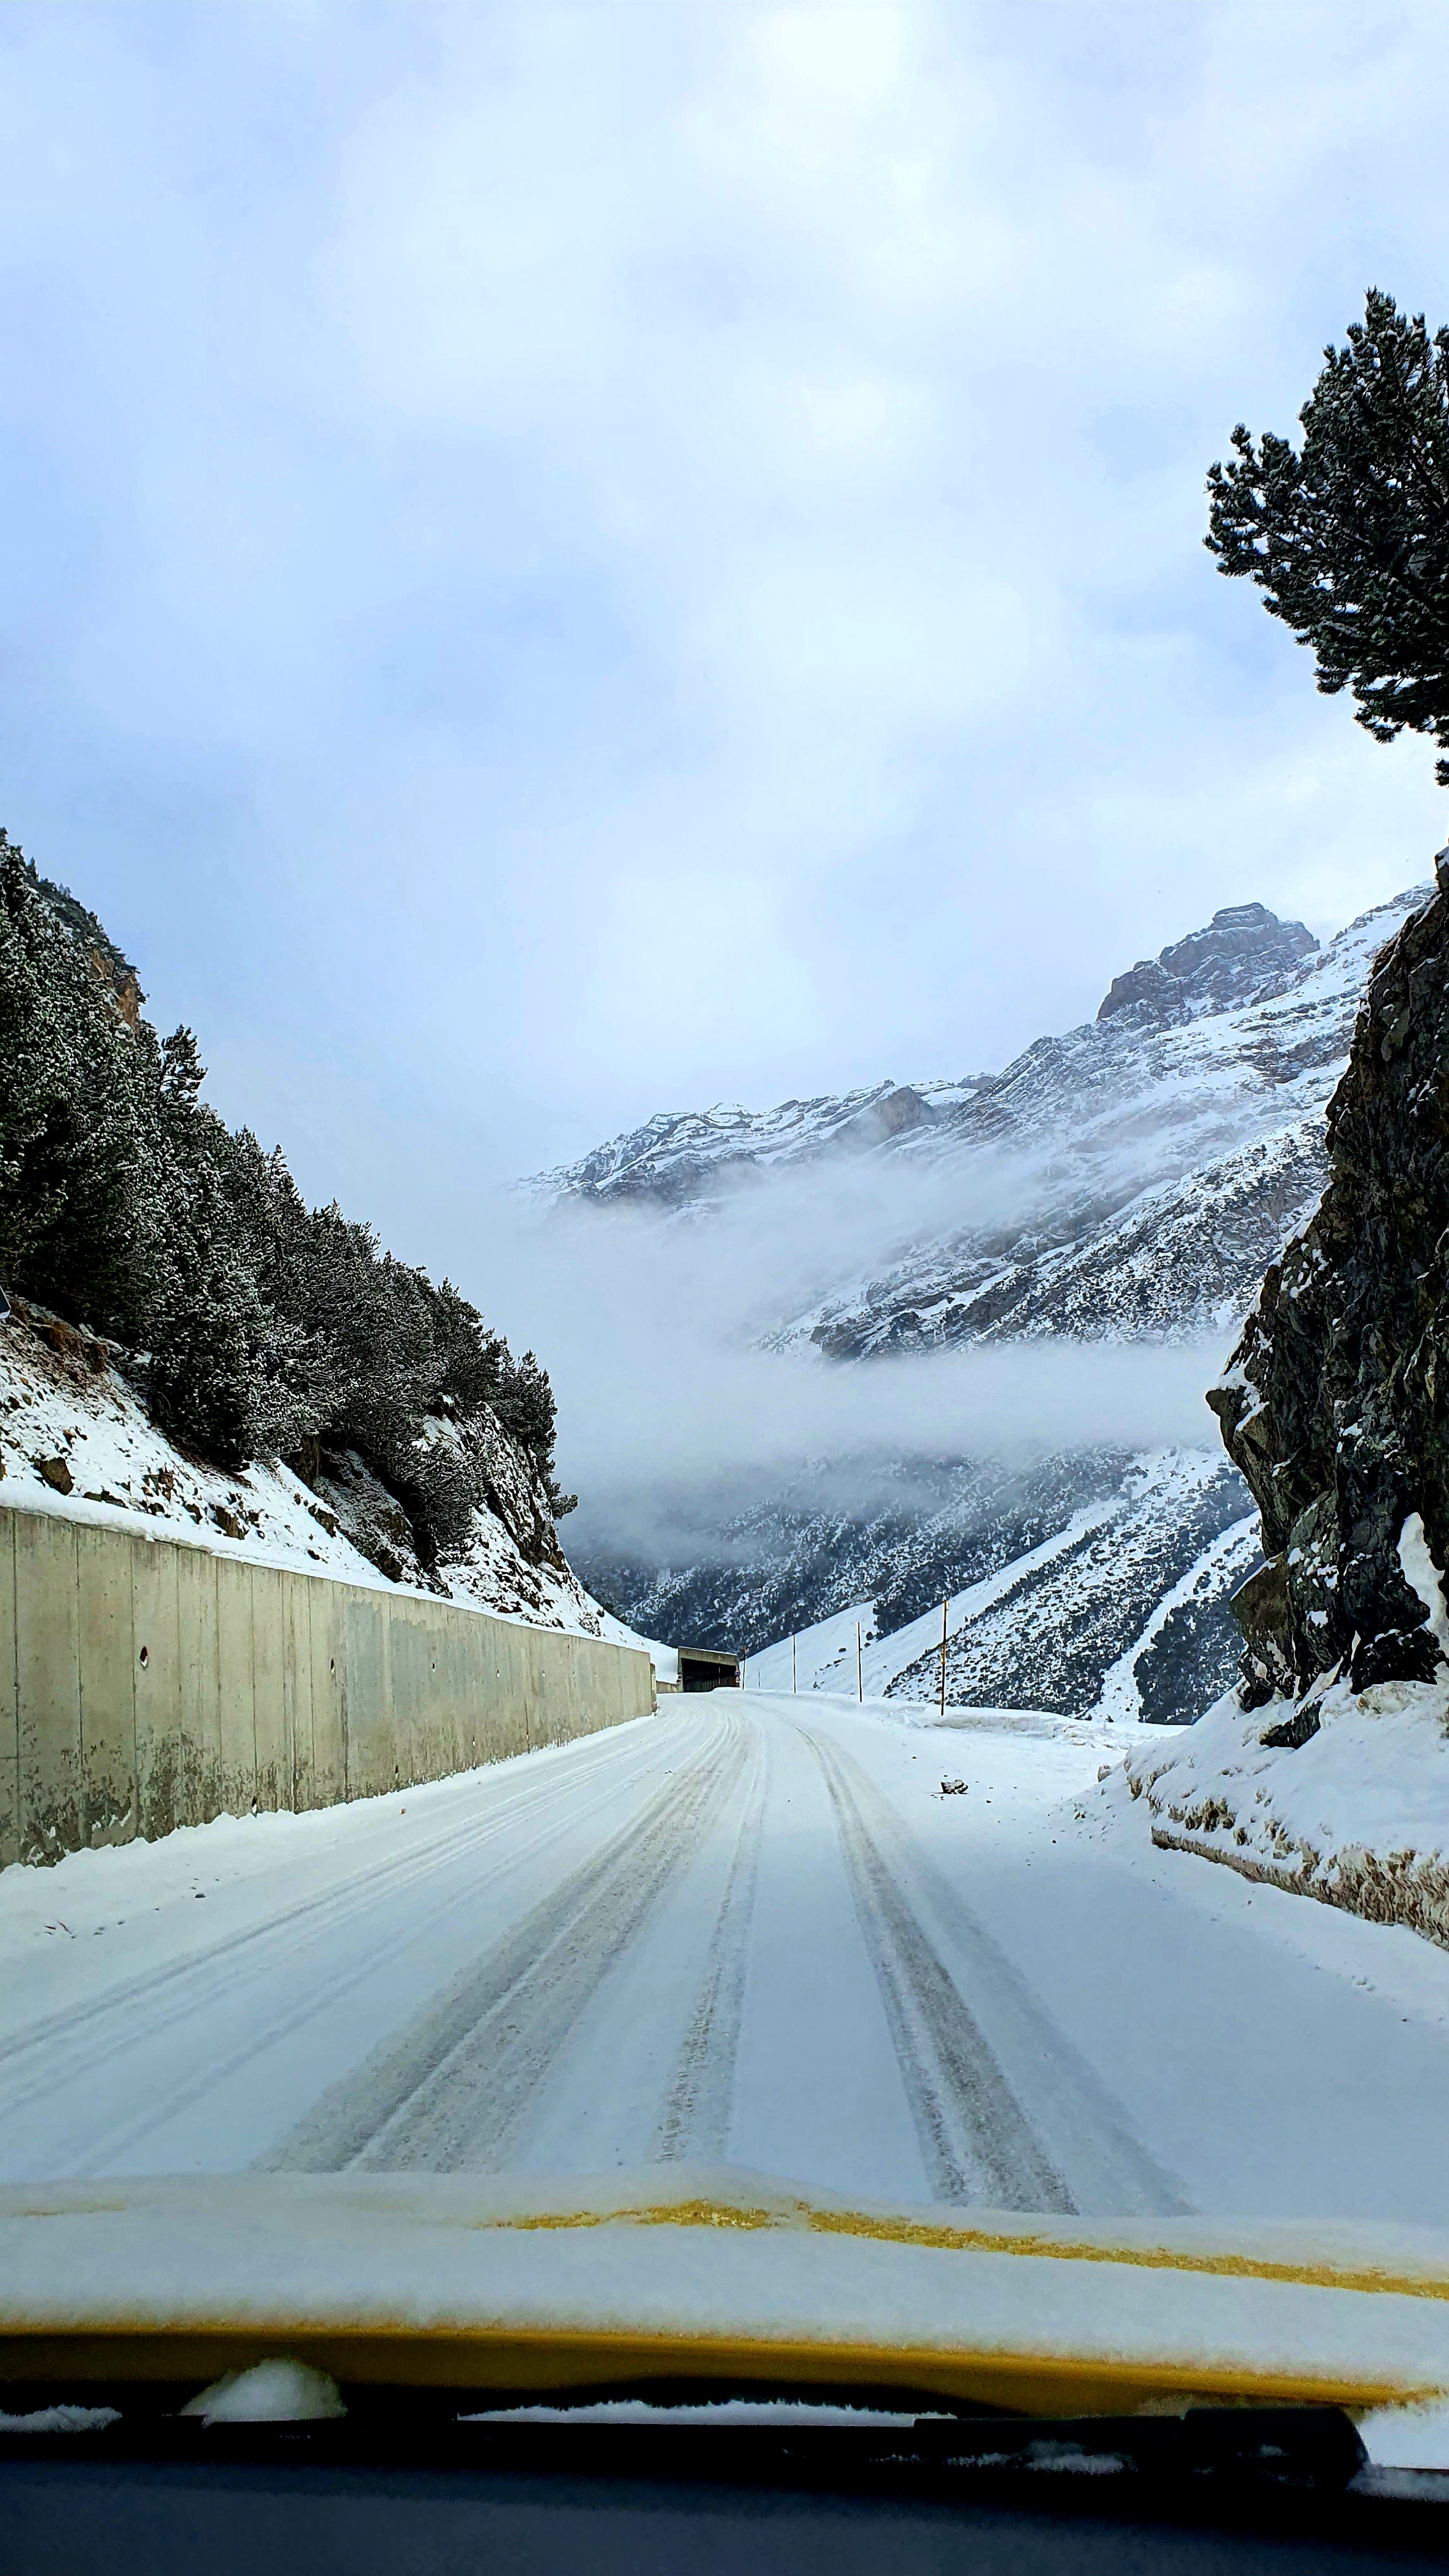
[792,1634,797,1694]
[857,1620,864,1703]
[939,1599,948,1719]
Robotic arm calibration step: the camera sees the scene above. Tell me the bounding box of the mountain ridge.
[531,892,1353,1220]
[541,880,1433,1723]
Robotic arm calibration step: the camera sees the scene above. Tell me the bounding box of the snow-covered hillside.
[744,1456,1261,1725]
[544,888,1431,1715]
[0,1296,611,1637]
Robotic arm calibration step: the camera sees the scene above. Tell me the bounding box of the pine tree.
[0,838,162,1333]
[144,1026,306,1464]
[493,1347,576,1515]
[1207,289,1449,779]
[0,840,575,1542]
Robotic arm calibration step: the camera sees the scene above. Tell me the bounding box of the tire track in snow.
[53,1729,686,2177]
[795,1722,1188,2216]
[264,1709,750,2174]
[0,1710,686,2168]
[655,1717,769,2162]
[797,1722,1073,2211]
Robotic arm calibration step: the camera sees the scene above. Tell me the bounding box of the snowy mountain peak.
[531,897,1362,1223]
[1096,902,1317,1029]
[535,888,1427,1288]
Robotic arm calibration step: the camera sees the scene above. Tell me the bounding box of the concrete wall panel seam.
[1,1505,655,1868]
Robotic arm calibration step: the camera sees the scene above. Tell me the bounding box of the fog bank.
[479,1188,1230,1561]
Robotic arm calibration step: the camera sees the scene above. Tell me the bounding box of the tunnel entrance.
[678,1647,740,1693]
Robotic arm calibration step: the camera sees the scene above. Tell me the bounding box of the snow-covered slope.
[742,1457,1261,1724]
[798,896,1416,1358]
[525,1078,980,1213]
[884,1456,1262,1723]
[546,888,1431,1714]
[0,1298,608,1636]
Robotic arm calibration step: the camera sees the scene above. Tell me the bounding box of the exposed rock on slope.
[0,1298,605,1634]
[1107,858,1449,1943]
[1210,850,1449,1701]
[1096,903,1317,1027]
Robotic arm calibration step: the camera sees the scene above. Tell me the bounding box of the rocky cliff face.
[1211,852,1449,1707]
[1097,902,1318,1028]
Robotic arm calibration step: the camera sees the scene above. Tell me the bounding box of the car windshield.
[3,0,1449,2505]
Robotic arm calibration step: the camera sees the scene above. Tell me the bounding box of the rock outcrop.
[831,1084,935,1149]
[1097,903,1317,1028]
[27,859,144,1027]
[1210,852,1449,1703]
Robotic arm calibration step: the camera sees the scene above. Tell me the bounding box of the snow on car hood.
[3,2165,1449,2421]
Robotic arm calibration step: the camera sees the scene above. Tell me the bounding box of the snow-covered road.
[4,1692,1449,2223]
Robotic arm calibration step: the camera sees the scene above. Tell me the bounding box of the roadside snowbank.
[1092,1675,1449,1949]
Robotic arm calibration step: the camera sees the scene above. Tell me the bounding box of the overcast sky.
[3,0,1448,1289]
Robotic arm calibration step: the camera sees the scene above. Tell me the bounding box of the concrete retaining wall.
[0,1504,656,1869]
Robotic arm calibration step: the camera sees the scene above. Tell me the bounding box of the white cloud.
[0,0,1444,1265]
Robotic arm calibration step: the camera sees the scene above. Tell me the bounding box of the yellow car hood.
[3,2165,1448,2421]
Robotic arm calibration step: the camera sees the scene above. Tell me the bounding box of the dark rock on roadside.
[1210,852,1449,1700]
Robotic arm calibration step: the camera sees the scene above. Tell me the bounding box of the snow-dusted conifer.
[1208,289,1449,781]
